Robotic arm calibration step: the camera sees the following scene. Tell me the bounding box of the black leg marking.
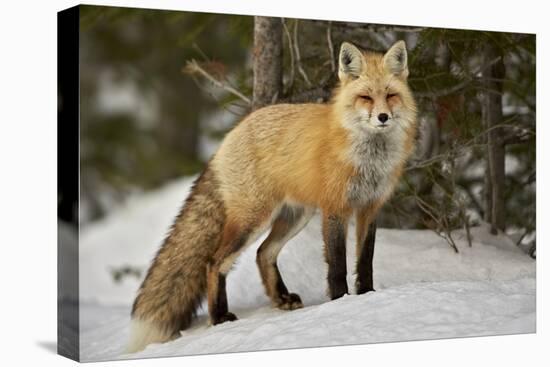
[273,262,303,310]
[211,273,237,325]
[208,230,251,326]
[324,215,348,300]
[356,220,376,294]
[213,273,228,319]
[274,263,290,296]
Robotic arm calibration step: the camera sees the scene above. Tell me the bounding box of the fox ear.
[338,42,364,82]
[383,40,408,78]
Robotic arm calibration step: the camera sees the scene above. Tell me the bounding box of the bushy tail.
[126,319,177,354]
[126,168,226,353]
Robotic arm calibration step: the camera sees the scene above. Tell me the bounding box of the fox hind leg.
[207,222,253,325]
[206,264,238,325]
[256,205,314,310]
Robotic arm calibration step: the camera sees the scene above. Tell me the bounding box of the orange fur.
[128,40,418,353]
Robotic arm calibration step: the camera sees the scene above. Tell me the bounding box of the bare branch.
[414,56,503,99]
[351,24,426,33]
[407,119,531,172]
[415,78,474,99]
[414,194,459,253]
[184,59,251,106]
[191,43,209,62]
[282,19,296,92]
[187,73,247,117]
[326,21,336,73]
[293,20,312,87]
[308,19,425,33]
[501,125,535,145]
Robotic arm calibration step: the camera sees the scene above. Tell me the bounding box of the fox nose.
[378,113,389,123]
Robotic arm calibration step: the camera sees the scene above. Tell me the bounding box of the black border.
[57,4,80,361]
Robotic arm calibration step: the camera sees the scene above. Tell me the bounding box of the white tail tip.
[125,318,176,354]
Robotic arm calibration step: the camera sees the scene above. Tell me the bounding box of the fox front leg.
[356,220,376,294]
[322,213,349,299]
[355,206,378,294]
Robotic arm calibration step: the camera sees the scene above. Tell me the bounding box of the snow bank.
[78,176,536,361]
[80,278,535,361]
[79,177,534,307]
[79,178,194,305]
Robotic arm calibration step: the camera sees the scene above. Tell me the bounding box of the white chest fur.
[346,131,406,207]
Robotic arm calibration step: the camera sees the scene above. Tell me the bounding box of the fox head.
[334,41,417,135]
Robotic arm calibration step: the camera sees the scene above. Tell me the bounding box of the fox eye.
[387,93,398,99]
[360,95,373,102]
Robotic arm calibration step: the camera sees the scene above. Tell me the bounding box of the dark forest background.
[77,5,535,256]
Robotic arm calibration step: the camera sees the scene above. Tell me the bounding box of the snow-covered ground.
[78,177,536,362]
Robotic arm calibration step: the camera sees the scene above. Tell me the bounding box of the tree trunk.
[482,43,506,234]
[252,17,283,110]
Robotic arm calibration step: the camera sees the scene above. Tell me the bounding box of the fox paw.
[356,285,376,295]
[276,293,304,311]
[212,312,238,325]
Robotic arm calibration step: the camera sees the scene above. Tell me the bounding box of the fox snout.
[372,111,392,129]
[377,113,389,125]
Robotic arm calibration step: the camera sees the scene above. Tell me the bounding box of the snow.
[78,177,536,362]
[80,179,193,305]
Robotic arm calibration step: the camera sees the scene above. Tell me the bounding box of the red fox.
[127,40,417,353]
